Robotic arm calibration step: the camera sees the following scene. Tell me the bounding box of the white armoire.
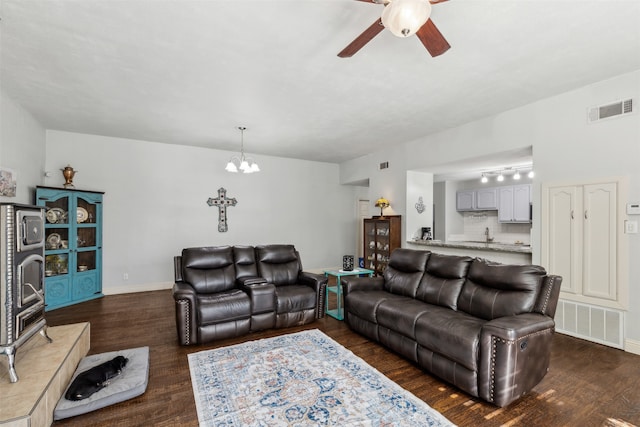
[541,177,628,349]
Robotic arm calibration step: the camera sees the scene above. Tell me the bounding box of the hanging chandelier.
[225,126,260,174]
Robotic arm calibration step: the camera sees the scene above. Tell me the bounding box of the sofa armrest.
[341,276,385,324]
[342,276,385,295]
[174,256,183,282]
[298,271,329,319]
[172,281,198,345]
[478,313,556,407]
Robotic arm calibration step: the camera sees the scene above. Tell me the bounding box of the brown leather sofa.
[342,248,562,407]
[173,244,327,345]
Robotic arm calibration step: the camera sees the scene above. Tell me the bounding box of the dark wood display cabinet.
[363,215,401,276]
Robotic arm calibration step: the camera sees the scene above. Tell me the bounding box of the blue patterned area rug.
[188,329,455,427]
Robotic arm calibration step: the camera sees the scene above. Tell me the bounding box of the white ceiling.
[1,0,639,169]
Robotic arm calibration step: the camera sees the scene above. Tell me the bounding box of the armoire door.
[582,182,617,301]
[546,185,581,295]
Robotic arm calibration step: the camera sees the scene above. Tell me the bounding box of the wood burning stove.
[1,203,52,383]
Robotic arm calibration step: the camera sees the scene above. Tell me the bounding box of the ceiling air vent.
[588,98,634,123]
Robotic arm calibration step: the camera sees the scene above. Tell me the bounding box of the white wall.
[339,70,640,345]
[406,171,433,241]
[344,149,409,239]
[0,91,45,204]
[45,131,359,294]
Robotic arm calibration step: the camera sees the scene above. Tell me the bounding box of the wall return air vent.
[588,98,634,123]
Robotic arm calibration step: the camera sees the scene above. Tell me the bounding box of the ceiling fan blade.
[416,19,450,57]
[338,18,385,58]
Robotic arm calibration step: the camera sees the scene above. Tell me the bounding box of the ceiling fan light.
[381,0,432,38]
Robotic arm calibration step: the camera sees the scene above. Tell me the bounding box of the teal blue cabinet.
[36,186,104,311]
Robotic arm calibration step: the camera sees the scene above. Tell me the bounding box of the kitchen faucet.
[485,227,494,243]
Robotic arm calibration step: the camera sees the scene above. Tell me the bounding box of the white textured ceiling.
[1,0,639,166]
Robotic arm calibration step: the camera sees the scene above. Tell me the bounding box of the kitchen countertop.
[408,239,532,254]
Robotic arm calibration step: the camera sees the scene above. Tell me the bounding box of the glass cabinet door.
[75,194,101,274]
[40,190,73,308]
[364,220,376,271]
[73,194,101,299]
[374,220,391,274]
[42,192,71,277]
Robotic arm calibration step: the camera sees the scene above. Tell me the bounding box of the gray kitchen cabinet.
[456,190,475,211]
[476,187,498,210]
[498,184,531,222]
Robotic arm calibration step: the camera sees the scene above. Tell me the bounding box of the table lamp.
[375,197,390,217]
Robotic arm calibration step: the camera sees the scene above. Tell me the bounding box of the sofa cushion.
[196,290,251,325]
[376,297,437,340]
[383,249,430,297]
[182,246,237,294]
[233,245,259,278]
[274,285,316,313]
[345,290,406,324]
[256,245,301,286]
[457,259,546,320]
[414,307,486,372]
[415,253,473,310]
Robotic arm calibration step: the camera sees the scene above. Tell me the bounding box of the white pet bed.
[54,346,149,420]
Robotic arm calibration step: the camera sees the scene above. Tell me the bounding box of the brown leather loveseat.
[342,248,562,407]
[173,244,327,345]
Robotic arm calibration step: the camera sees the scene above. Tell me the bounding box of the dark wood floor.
[45,290,640,427]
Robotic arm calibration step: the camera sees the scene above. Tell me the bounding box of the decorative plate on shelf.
[45,209,58,223]
[46,208,66,224]
[46,233,61,249]
[77,207,89,223]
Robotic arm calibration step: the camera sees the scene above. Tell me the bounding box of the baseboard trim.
[624,338,640,355]
[103,281,173,295]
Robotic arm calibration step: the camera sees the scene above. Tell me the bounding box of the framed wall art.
[0,167,17,197]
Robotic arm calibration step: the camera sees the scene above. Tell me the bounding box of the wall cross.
[206,187,237,232]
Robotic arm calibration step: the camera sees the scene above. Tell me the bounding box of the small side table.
[324,268,374,320]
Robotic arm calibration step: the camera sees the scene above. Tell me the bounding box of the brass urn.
[61,165,77,188]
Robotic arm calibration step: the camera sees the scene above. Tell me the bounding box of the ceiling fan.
[338,0,451,58]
